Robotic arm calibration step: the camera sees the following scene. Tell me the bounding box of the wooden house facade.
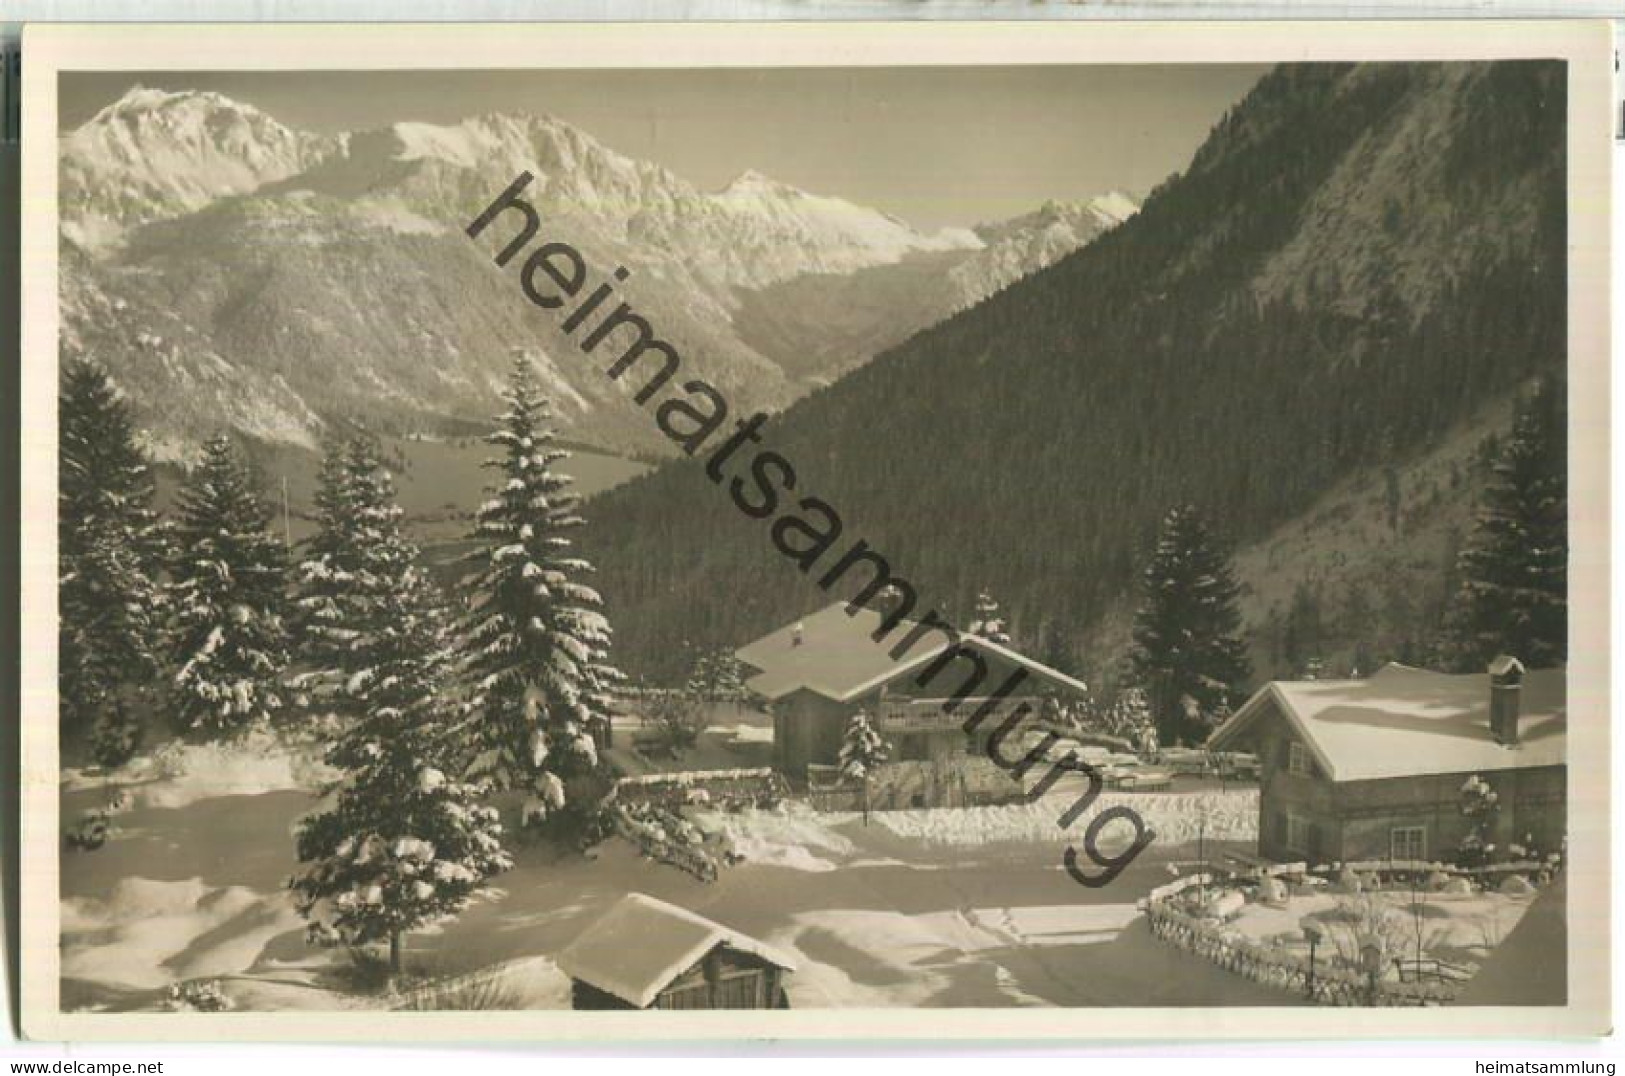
[1208,659,1566,864]
[734,602,1092,801]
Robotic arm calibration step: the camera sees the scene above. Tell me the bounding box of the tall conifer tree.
[1129,505,1251,743]
[58,359,168,762]
[1445,379,1567,669]
[459,355,622,820]
[290,436,508,978]
[291,435,443,721]
[169,435,289,736]
[685,648,749,708]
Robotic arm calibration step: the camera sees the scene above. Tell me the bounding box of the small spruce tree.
[1457,774,1501,869]
[58,359,169,762]
[968,590,1012,646]
[1129,505,1251,744]
[1111,686,1154,739]
[459,355,623,829]
[291,755,511,978]
[168,435,289,737]
[686,647,749,708]
[838,709,891,825]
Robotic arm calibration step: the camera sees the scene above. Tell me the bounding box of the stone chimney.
[1488,654,1526,746]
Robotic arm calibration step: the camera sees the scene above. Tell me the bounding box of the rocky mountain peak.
[61,86,336,250]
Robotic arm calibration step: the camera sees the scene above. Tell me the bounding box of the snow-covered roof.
[1488,654,1526,678]
[1206,663,1566,782]
[734,602,1089,704]
[553,893,795,1008]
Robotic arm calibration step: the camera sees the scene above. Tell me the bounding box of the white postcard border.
[17,18,1613,1042]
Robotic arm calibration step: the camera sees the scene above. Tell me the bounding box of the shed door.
[654,971,766,1009]
[656,982,711,1010]
[712,970,766,1008]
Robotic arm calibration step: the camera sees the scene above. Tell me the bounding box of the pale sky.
[62,65,1268,229]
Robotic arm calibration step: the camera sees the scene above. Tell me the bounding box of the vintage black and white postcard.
[16,20,1613,1041]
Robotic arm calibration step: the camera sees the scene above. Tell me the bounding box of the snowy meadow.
[61,726,1271,1012]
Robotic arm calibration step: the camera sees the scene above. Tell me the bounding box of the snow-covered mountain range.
[952,196,1139,305]
[60,87,1136,458]
[61,88,340,252]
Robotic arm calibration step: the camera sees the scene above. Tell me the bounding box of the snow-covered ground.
[601,709,777,776]
[1222,888,1535,972]
[772,904,1141,1007]
[694,803,859,873]
[60,737,1282,1012]
[62,729,335,810]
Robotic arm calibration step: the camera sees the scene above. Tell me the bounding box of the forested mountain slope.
[583,61,1567,683]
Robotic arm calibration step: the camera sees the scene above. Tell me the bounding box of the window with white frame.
[1287,741,1313,777]
[1285,811,1312,854]
[1390,825,1426,861]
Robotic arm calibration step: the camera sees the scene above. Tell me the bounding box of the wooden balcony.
[873,695,1041,733]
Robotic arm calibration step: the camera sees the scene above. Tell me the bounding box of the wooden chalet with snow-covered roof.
[734,600,1092,807]
[1206,657,1566,864]
[556,893,795,1010]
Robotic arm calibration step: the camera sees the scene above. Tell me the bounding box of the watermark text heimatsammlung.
[1476,1065,1615,1075]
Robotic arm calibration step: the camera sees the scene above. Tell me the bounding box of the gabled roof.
[554,893,796,1009]
[734,602,1090,704]
[1206,663,1566,782]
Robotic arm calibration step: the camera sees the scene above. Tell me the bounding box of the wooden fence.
[610,768,788,811]
[1195,854,1561,890]
[1143,901,1460,1007]
[875,696,1041,733]
[802,786,861,813]
[1143,856,1563,1005]
[1331,857,1559,884]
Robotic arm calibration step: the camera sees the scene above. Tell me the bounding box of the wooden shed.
[555,893,795,1010]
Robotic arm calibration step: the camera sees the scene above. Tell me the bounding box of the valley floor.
[59,735,1296,1013]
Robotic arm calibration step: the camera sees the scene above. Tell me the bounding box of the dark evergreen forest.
[582,61,1567,684]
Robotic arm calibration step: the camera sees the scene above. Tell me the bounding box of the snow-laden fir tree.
[1129,505,1251,745]
[1444,379,1567,671]
[168,435,289,737]
[290,435,437,725]
[838,708,891,825]
[1104,685,1153,742]
[1456,774,1501,868]
[289,436,509,979]
[292,735,510,984]
[459,354,623,828]
[58,359,169,764]
[646,646,751,755]
[685,647,749,708]
[968,590,1012,646]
